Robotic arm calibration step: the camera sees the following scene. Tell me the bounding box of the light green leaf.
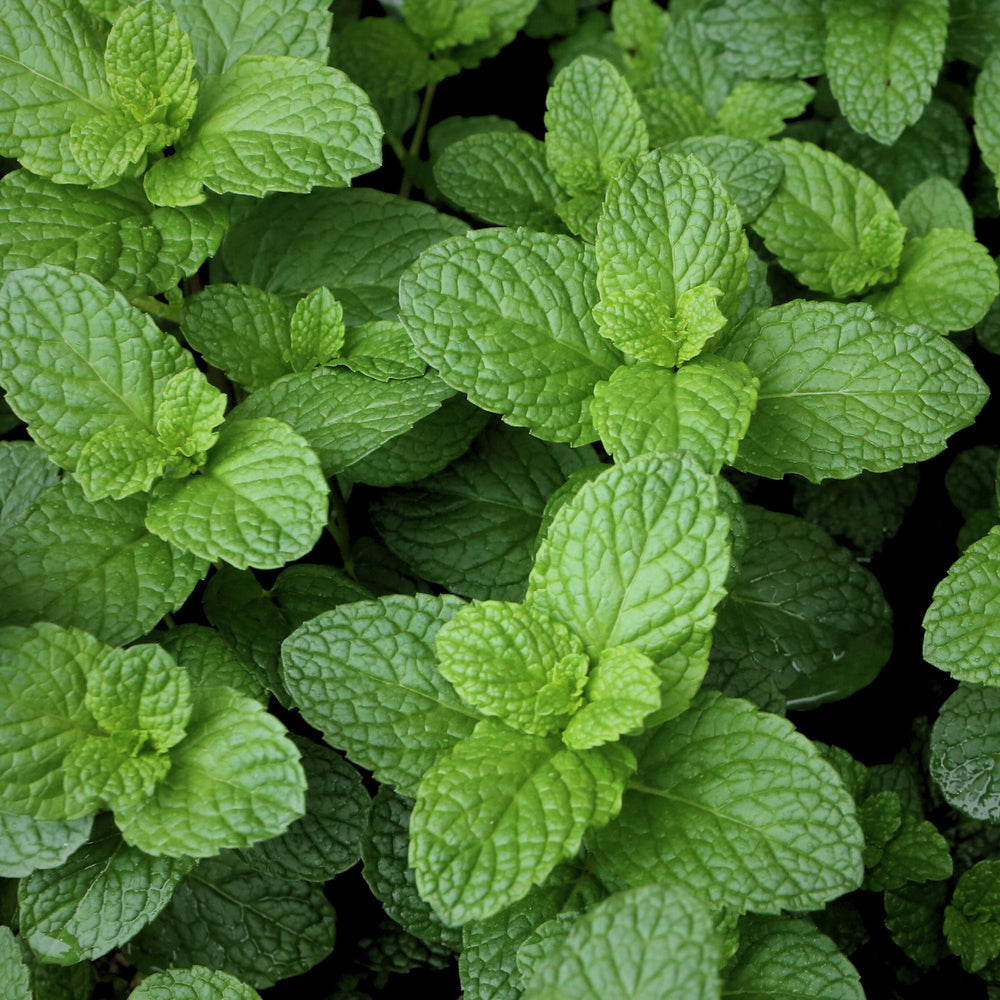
[436,601,588,735]
[410,720,635,924]
[399,228,621,445]
[589,690,864,912]
[338,320,426,382]
[0,0,112,183]
[131,967,261,1000]
[19,817,194,965]
[527,455,730,723]
[930,683,1000,821]
[114,685,305,857]
[594,150,748,366]
[0,265,192,471]
[826,0,948,144]
[282,594,478,797]
[944,860,1000,973]
[864,228,999,334]
[544,55,648,196]
[0,441,59,531]
[0,926,30,1000]
[713,79,815,142]
[718,300,988,480]
[144,55,382,206]
[590,357,758,473]
[134,852,335,989]
[976,50,1000,185]
[145,417,328,570]
[522,884,720,1000]
[154,368,227,461]
[898,177,975,237]
[75,424,170,501]
[0,479,207,646]
[157,623,266,701]
[289,287,344,370]
[924,526,1000,684]
[69,109,163,185]
[331,17,435,102]
[561,646,661,751]
[722,915,864,1000]
[0,810,92,879]
[635,87,714,146]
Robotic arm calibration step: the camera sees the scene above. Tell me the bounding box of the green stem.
[399,80,437,199]
[326,480,356,578]
[131,296,182,324]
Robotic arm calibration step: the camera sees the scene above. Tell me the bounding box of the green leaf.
[944,860,1000,973]
[544,55,648,196]
[825,0,948,144]
[371,425,597,601]
[400,228,621,446]
[752,140,905,295]
[156,623,266,702]
[897,177,975,237]
[134,852,335,989]
[930,683,1000,821]
[885,880,949,968]
[711,507,893,710]
[154,368,227,460]
[114,685,305,857]
[635,87,714,146]
[975,51,1000,185]
[0,265,192,472]
[143,55,382,206]
[409,720,635,924]
[434,131,564,230]
[289,287,344,370]
[594,150,748,366]
[19,817,194,965]
[0,926,30,1000]
[337,320,426,382]
[69,109,164,186]
[864,228,999,334]
[527,455,730,723]
[282,594,478,797]
[0,441,59,532]
[589,690,864,912]
[0,0,112,183]
[713,80,815,142]
[590,357,759,474]
[436,601,588,735]
[866,814,953,891]
[145,417,328,570]
[718,300,988,480]
[131,967,261,1000]
[0,479,207,646]
[522,884,720,1000]
[722,915,864,1000]
[924,526,1000,684]
[74,424,170,501]
[0,810,92,878]
[331,17,435,103]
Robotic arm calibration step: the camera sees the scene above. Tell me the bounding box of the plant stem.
[326,480,356,578]
[399,80,437,199]
[131,296,182,324]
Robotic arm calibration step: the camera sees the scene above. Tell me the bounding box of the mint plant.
[0,0,999,997]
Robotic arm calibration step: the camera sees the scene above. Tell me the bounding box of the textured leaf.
[336,320,427,382]
[282,594,478,797]
[154,368,227,459]
[0,810,92,879]
[0,926,30,1000]
[885,880,949,968]
[135,852,335,989]
[0,441,59,531]
[897,177,975,236]
[68,109,164,186]
[289,287,344,369]
[866,814,953,891]
[944,860,1000,973]
[713,80,815,143]
[156,624,266,702]
[527,455,730,723]
[409,721,635,924]
[74,424,169,502]
[114,685,305,858]
[331,17,435,102]
[635,87,714,146]
[144,55,382,206]
[0,479,206,645]
[976,51,1000,183]
[589,691,864,912]
[590,357,758,473]
[131,967,261,1000]
[145,418,328,570]
[594,150,748,366]
[718,300,988,480]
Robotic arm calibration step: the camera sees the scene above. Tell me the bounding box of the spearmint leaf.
[944,860,1000,973]
[69,109,164,186]
[590,357,759,473]
[75,424,170,502]
[544,55,648,196]
[752,140,905,295]
[145,417,328,570]
[0,266,192,472]
[930,683,1000,820]
[289,287,344,369]
[975,51,1000,184]
[134,852,335,988]
[331,17,435,103]
[371,426,597,601]
[864,228,999,334]
[0,171,226,299]
[713,80,815,142]
[0,480,207,646]
[635,87,715,146]
[130,967,261,1000]
[154,368,227,460]
[711,507,893,710]
[400,229,620,445]
[436,601,588,735]
[0,811,92,878]
[527,455,730,723]
[409,720,635,924]
[594,150,748,366]
[866,815,953,891]
[924,526,1000,684]
[561,645,661,750]
[718,300,988,480]
[19,817,194,965]
[588,690,864,912]
[721,915,864,1000]
[0,926,30,1000]
[143,55,382,207]
[237,736,370,883]
[282,594,479,797]
[0,441,59,532]
[897,177,975,236]
[156,624,266,701]
[338,321,427,382]
[885,882,949,966]
[826,0,948,144]
[521,885,720,1000]
[434,131,564,230]
[0,0,112,183]
[114,685,305,858]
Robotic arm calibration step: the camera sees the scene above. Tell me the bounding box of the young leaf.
[897,177,975,236]
[0,810,93,879]
[74,424,170,501]
[594,150,748,366]
[289,287,345,369]
[944,860,1000,973]
[866,814,953,891]
[69,109,166,186]
[154,368,227,460]
[130,967,261,1000]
